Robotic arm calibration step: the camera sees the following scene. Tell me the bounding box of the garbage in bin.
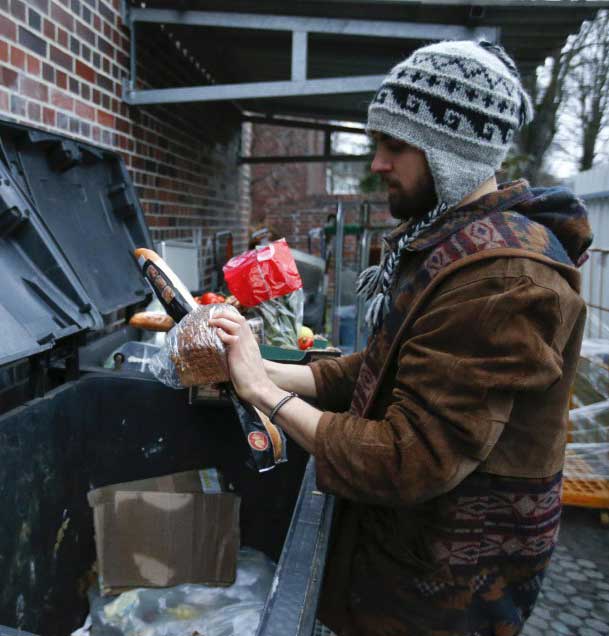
[103,340,161,374]
[73,547,275,636]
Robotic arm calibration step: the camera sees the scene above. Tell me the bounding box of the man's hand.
[208,309,322,453]
[208,309,273,403]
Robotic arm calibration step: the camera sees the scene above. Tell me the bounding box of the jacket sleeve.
[314,271,565,506]
[308,351,364,412]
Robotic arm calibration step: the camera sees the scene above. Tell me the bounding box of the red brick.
[56,70,67,89]
[51,3,73,30]
[1,16,16,42]
[10,46,26,70]
[43,20,55,40]
[97,73,112,92]
[50,45,71,71]
[77,22,95,45]
[27,54,41,75]
[97,109,114,127]
[98,36,112,57]
[51,89,73,110]
[21,76,47,101]
[43,106,55,126]
[0,66,18,89]
[0,90,8,112]
[75,99,95,120]
[75,60,94,83]
[115,116,130,133]
[0,41,8,63]
[57,28,68,48]
[11,0,26,22]
[42,62,54,82]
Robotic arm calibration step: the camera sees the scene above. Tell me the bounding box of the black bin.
[0,121,333,636]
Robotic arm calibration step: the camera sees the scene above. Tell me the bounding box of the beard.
[385,175,438,222]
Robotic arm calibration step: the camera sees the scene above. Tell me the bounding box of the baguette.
[254,407,284,464]
[134,247,198,322]
[129,312,175,332]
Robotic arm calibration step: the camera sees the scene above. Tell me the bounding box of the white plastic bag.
[81,547,275,636]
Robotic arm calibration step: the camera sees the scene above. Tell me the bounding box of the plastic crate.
[562,444,609,509]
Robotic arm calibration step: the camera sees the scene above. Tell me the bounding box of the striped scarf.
[356,200,449,333]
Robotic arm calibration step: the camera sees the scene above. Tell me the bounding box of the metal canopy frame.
[239,114,370,164]
[120,5,499,107]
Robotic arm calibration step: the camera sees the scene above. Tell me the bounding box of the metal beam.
[291,31,308,81]
[127,8,499,42]
[246,104,369,124]
[123,75,384,105]
[239,154,373,164]
[242,115,366,135]
[129,19,136,91]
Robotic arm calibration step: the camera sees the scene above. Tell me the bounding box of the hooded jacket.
[308,180,591,636]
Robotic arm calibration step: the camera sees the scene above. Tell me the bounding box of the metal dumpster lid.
[0,121,152,366]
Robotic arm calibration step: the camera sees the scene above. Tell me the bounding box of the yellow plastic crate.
[562,448,609,509]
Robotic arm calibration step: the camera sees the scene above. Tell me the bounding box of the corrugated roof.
[129,1,609,122]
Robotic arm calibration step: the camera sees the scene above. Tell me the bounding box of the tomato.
[198,292,222,305]
[298,335,314,350]
[214,294,225,303]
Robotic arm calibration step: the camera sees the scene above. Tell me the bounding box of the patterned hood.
[512,186,593,267]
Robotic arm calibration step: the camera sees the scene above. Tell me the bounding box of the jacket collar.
[385,180,532,252]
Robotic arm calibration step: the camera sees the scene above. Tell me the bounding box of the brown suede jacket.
[308,181,590,636]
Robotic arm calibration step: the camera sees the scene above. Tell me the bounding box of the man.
[209,40,592,635]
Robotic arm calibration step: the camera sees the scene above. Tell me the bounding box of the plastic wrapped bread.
[150,304,238,389]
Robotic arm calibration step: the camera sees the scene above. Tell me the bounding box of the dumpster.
[0,121,334,636]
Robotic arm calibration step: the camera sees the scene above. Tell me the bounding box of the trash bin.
[0,121,333,636]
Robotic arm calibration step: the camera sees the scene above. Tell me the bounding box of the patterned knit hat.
[367,39,533,208]
[359,40,533,333]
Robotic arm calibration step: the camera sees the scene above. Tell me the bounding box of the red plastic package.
[223,239,303,307]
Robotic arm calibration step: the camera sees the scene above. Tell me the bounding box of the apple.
[300,326,314,339]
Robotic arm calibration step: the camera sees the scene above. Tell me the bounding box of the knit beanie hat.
[366,39,533,209]
[359,40,533,333]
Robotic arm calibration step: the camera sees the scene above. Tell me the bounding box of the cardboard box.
[87,470,240,595]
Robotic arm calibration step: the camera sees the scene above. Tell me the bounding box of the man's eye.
[386,141,405,152]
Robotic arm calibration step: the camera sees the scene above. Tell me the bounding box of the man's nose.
[371,151,391,174]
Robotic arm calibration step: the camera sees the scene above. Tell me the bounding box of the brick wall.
[0,0,249,288]
[250,122,392,276]
[250,124,326,226]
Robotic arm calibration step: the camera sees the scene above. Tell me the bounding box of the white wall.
[573,163,609,338]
